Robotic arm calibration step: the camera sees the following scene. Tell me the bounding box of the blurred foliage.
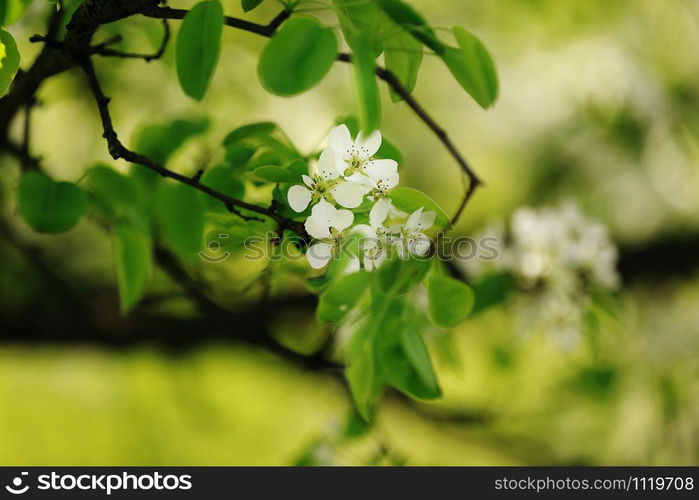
[0,0,698,465]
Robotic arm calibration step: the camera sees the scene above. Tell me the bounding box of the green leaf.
[377,256,431,295]
[384,28,422,102]
[388,187,450,227]
[199,165,245,211]
[252,165,296,183]
[154,181,205,256]
[241,0,263,12]
[113,220,152,313]
[223,121,301,160]
[332,0,385,57]
[134,117,210,165]
[373,0,444,54]
[352,34,381,133]
[175,0,224,100]
[17,171,86,233]
[316,271,370,324]
[258,17,338,96]
[401,323,439,390]
[224,144,256,169]
[223,122,278,146]
[374,298,440,400]
[427,275,474,328]
[471,272,511,315]
[0,0,33,26]
[346,321,383,420]
[0,28,21,97]
[441,27,498,109]
[85,164,143,220]
[343,408,373,439]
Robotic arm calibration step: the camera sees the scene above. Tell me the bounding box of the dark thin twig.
[92,19,170,62]
[78,57,308,239]
[143,6,291,37]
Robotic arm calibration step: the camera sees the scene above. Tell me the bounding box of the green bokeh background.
[1,0,698,465]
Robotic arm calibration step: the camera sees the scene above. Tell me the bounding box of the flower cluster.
[287,125,435,269]
[461,202,620,344]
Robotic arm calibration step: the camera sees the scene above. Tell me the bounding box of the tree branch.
[143,6,291,37]
[78,56,308,239]
[92,19,170,62]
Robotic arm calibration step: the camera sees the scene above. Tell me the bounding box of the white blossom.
[327,125,399,197]
[395,207,436,257]
[304,200,355,269]
[287,149,367,212]
[353,198,394,271]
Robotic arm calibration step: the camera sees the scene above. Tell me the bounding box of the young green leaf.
[252,165,296,183]
[0,28,21,97]
[199,165,245,211]
[373,0,444,54]
[133,117,210,165]
[375,299,441,399]
[388,187,450,227]
[85,165,143,220]
[427,275,474,328]
[241,0,264,12]
[316,271,371,324]
[377,257,431,296]
[346,321,383,420]
[401,323,439,390]
[441,27,498,109]
[471,272,512,315]
[332,0,385,57]
[258,17,338,96]
[175,0,224,100]
[154,181,205,256]
[352,34,381,133]
[18,171,86,233]
[384,28,423,102]
[113,220,152,313]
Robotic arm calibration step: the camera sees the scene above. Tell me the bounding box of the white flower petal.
[370,197,392,226]
[307,242,333,269]
[305,218,331,240]
[310,199,336,224]
[365,159,397,180]
[355,130,382,158]
[363,255,374,272]
[418,210,436,231]
[331,181,367,209]
[368,251,387,271]
[328,125,353,157]
[287,185,312,212]
[406,207,424,230]
[410,235,431,256]
[343,256,361,275]
[382,172,400,191]
[345,172,373,189]
[302,175,314,188]
[318,148,341,180]
[331,209,354,232]
[352,223,375,239]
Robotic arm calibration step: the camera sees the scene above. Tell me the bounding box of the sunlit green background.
[1,0,698,465]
